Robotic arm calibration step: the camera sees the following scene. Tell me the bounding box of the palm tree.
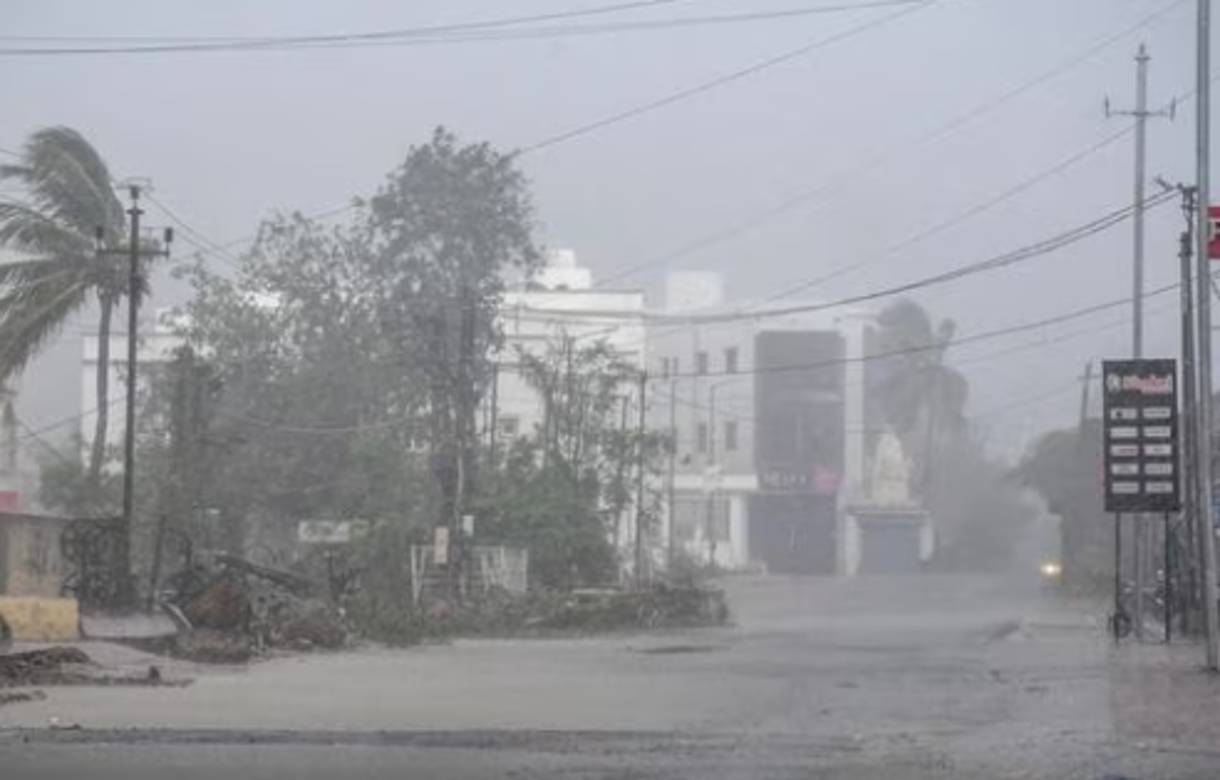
[0,126,127,486]
[869,298,968,494]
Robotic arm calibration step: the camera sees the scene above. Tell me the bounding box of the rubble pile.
[0,647,92,687]
[169,554,348,662]
[372,582,731,641]
[0,646,181,696]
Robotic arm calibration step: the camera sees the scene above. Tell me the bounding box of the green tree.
[366,127,542,549]
[481,339,667,588]
[0,127,128,485]
[181,212,431,551]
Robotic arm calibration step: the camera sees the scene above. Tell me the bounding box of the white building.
[79,309,185,452]
[647,272,879,573]
[493,249,646,440]
[492,249,648,563]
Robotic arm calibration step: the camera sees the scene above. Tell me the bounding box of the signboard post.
[1102,359,1181,641]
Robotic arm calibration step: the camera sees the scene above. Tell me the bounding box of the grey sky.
[3,0,1212,460]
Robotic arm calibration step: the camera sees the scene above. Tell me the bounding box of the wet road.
[3,574,1219,778]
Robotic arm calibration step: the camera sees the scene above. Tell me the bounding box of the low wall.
[0,596,80,641]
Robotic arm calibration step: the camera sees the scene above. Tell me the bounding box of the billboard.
[1101,359,1180,513]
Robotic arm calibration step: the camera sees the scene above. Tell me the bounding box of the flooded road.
[3,574,1219,778]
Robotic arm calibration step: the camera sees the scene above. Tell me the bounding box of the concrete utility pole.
[1106,43,1175,639]
[122,186,142,604]
[98,185,171,609]
[706,384,719,568]
[667,378,677,570]
[1193,0,1220,671]
[634,372,648,587]
[1175,183,1201,632]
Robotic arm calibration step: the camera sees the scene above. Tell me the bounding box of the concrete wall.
[0,514,70,597]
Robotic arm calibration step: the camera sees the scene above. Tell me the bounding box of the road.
[2,574,1219,778]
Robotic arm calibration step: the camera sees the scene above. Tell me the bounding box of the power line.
[518,191,1177,326]
[517,0,933,155]
[0,1,926,56]
[0,0,679,55]
[593,0,1189,287]
[197,277,1193,437]
[109,4,933,267]
[655,277,1186,382]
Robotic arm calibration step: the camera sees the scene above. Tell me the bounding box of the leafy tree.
[366,127,542,548]
[180,212,431,551]
[869,298,968,495]
[480,339,668,588]
[867,298,1035,570]
[0,127,128,484]
[1018,419,1110,591]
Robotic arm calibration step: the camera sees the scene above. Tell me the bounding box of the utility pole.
[1164,180,1202,632]
[614,394,630,553]
[97,184,172,609]
[1106,43,1175,639]
[633,371,648,587]
[667,378,677,570]
[1076,362,1093,452]
[1193,0,1220,671]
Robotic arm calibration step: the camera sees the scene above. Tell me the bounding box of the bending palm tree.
[0,126,127,487]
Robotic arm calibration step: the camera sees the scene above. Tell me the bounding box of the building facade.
[648,272,875,573]
[491,250,648,565]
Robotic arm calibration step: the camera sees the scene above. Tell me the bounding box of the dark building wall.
[750,331,845,574]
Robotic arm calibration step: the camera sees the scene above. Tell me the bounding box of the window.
[696,422,708,453]
[724,347,738,374]
[695,351,708,375]
[724,421,738,452]
[659,357,670,378]
[497,415,520,438]
[671,356,679,375]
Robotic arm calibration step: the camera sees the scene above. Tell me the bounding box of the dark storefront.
[749,330,845,575]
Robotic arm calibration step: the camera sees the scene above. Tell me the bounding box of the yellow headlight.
[1040,562,1062,578]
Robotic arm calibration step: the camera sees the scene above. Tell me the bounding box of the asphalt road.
[3,574,1219,778]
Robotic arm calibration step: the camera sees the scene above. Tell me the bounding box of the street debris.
[0,689,46,706]
[0,647,187,692]
[168,553,348,662]
[353,580,731,645]
[536,583,730,633]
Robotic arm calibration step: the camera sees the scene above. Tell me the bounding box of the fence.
[408,545,529,604]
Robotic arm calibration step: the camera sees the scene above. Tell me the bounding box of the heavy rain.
[0,2,1219,778]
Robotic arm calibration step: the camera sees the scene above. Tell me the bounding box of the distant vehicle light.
[1040,561,1062,578]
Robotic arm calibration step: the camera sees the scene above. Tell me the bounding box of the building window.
[696,422,708,453]
[659,357,670,378]
[497,415,520,438]
[724,347,738,374]
[724,421,738,452]
[695,351,708,375]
